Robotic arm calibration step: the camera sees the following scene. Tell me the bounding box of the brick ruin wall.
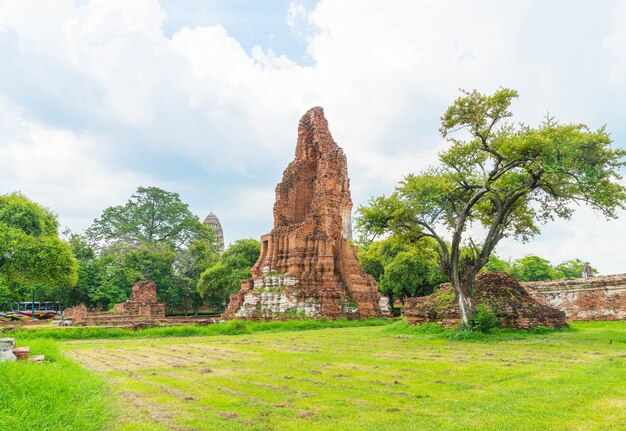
[522,274,626,321]
[403,272,567,329]
[65,280,165,324]
[114,280,165,318]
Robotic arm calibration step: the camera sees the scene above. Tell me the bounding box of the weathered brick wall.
[130,281,158,303]
[522,274,626,320]
[116,281,164,318]
[63,305,87,323]
[403,273,567,329]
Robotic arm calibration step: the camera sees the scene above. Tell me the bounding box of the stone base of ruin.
[523,274,626,320]
[225,263,391,321]
[0,337,16,362]
[403,272,567,329]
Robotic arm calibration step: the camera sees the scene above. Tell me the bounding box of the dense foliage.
[197,238,260,310]
[484,255,598,281]
[358,236,447,310]
[0,193,77,309]
[357,88,626,325]
[68,187,220,313]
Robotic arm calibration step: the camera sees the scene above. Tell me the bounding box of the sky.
[1,0,625,274]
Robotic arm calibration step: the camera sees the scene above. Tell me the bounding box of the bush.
[9,318,391,341]
[383,317,563,342]
[469,303,501,333]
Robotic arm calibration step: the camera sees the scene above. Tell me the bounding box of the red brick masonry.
[114,281,165,318]
[403,272,567,329]
[522,274,626,321]
[65,281,165,325]
[224,107,388,320]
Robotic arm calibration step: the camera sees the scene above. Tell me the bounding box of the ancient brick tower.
[224,107,389,319]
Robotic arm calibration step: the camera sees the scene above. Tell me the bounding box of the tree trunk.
[456,290,474,327]
[450,267,476,327]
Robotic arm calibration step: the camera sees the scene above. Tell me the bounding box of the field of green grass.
[2,320,626,430]
[0,339,115,431]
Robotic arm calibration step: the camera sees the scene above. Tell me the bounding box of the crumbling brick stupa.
[403,272,567,329]
[224,107,390,320]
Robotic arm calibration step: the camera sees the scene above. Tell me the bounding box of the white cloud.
[495,206,626,276]
[0,0,624,273]
[287,1,307,30]
[0,97,157,231]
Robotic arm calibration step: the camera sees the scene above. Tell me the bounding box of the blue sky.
[160,0,314,63]
[1,0,625,273]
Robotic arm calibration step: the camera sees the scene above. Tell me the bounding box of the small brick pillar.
[64,305,87,323]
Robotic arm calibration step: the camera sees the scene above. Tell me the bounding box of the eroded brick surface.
[403,272,567,329]
[224,107,389,320]
[523,274,626,320]
[115,281,165,318]
[65,281,165,326]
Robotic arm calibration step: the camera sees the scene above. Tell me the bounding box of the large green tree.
[87,186,211,250]
[0,193,77,305]
[77,186,220,311]
[62,233,133,310]
[357,88,626,326]
[509,255,555,282]
[171,239,221,314]
[554,259,598,279]
[482,254,598,281]
[197,239,260,310]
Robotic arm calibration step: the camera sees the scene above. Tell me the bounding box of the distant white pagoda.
[203,212,225,252]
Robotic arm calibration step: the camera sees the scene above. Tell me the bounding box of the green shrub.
[8,318,391,341]
[469,303,501,333]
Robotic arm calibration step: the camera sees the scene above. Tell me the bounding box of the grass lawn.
[46,321,626,431]
[0,339,115,431]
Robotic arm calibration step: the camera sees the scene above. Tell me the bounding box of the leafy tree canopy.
[0,193,77,294]
[87,186,212,250]
[483,254,598,282]
[197,239,260,309]
[554,259,597,279]
[69,186,220,312]
[357,88,626,326]
[358,236,447,308]
[509,255,555,282]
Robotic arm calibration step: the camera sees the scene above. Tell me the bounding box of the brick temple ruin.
[64,281,216,328]
[403,272,568,329]
[523,273,626,320]
[224,107,390,320]
[64,281,165,327]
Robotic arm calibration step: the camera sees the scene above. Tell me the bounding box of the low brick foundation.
[64,281,165,327]
[522,274,626,321]
[403,272,567,329]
